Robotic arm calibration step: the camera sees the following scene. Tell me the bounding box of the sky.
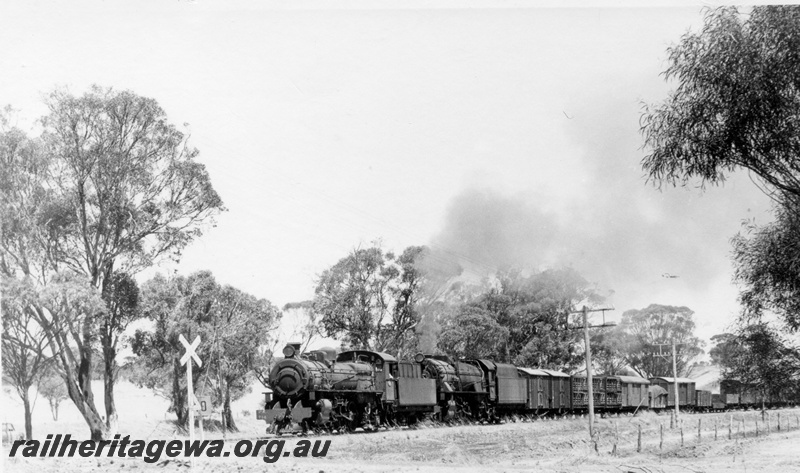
[0,0,774,345]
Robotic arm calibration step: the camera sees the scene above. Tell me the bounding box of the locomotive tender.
[256,344,792,433]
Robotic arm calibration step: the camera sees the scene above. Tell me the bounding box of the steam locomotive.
[256,344,793,434]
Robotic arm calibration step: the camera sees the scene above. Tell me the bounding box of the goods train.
[256,343,795,434]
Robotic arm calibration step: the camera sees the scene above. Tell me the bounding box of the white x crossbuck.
[179,334,202,367]
[179,334,203,450]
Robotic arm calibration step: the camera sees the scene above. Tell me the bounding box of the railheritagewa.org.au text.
[8,434,330,463]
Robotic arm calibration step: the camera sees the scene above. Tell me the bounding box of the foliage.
[131,271,280,430]
[314,247,391,350]
[732,204,800,330]
[1,277,51,439]
[709,333,738,366]
[1,87,224,282]
[437,305,509,360]
[313,245,427,356]
[436,268,593,370]
[38,365,68,421]
[642,6,800,204]
[132,272,213,423]
[1,273,108,439]
[38,85,225,280]
[589,328,630,375]
[614,304,705,378]
[100,271,140,430]
[387,246,429,356]
[208,284,281,430]
[719,323,800,401]
[641,6,800,332]
[282,301,322,352]
[0,86,224,438]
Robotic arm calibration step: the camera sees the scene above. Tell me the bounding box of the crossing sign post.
[179,334,202,444]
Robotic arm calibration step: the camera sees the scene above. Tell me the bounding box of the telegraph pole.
[582,306,594,435]
[654,342,682,422]
[672,343,679,420]
[567,305,615,438]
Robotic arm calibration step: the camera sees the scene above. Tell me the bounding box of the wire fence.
[596,408,800,457]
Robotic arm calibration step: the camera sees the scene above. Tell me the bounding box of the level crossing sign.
[179,334,202,367]
[179,334,202,446]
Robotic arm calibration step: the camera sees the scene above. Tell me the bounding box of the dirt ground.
[5,408,800,473]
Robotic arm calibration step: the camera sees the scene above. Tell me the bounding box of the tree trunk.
[78,321,107,441]
[67,381,107,441]
[223,384,237,431]
[33,307,107,440]
[54,355,107,441]
[172,357,188,427]
[22,392,33,440]
[103,345,119,435]
[49,399,60,421]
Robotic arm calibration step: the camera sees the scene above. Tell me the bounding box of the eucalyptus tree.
[615,304,704,378]
[99,272,139,433]
[313,245,428,356]
[642,6,800,203]
[0,87,224,437]
[209,284,281,431]
[38,364,69,421]
[435,268,593,370]
[732,205,800,330]
[133,271,280,431]
[641,6,800,330]
[1,278,51,439]
[720,323,800,407]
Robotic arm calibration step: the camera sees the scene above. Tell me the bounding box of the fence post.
[714,418,718,441]
[755,418,759,437]
[728,415,732,440]
[778,412,781,432]
[612,421,618,456]
[698,418,701,443]
[766,412,770,434]
[637,423,642,453]
[680,419,684,447]
[660,422,663,451]
[742,416,746,438]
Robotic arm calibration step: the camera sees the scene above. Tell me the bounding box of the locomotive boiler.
[416,354,491,421]
[258,344,390,433]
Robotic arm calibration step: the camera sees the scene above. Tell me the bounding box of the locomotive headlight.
[283,345,296,358]
[414,353,425,363]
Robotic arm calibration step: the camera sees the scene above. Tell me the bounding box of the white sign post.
[179,334,202,446]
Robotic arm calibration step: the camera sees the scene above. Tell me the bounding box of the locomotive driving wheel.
[362,403,378,432]
[382,404,397,428]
